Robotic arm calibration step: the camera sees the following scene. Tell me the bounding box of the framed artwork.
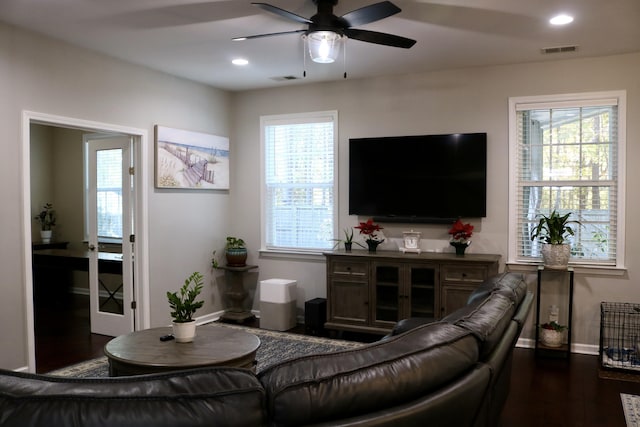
[155,125,229,190]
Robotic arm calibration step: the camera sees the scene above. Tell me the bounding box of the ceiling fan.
[234,0,416,64]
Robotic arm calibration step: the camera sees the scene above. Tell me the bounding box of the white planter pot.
[40,230,53,244]
[541,244,570,269]
[540,328,564,347]
[172,320,196,343]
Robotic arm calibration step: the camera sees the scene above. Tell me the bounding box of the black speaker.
[305,298,327,336]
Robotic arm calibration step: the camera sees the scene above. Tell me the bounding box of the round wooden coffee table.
[104,326,260,377]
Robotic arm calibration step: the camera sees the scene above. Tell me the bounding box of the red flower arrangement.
[355,219,384,243]
[448,219,474,243]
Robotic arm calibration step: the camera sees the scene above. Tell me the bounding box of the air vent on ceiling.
[541,45,579,54]
[270,75,300,81]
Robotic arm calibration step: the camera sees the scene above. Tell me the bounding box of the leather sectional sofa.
[0,272,532,427]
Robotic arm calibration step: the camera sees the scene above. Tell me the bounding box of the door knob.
[88,244,96,251]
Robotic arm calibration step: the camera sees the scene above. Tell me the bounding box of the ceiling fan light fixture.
[305,31,344,64]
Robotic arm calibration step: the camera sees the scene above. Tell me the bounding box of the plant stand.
[220,265,258,323]
[535,266,574,359]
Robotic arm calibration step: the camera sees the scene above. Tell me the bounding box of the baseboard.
[517,337,599,355]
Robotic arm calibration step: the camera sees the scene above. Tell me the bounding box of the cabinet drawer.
[441,265,488,283]
[330,261,369,278]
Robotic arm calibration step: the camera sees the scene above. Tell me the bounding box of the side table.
[535,266,574,359]
[220,264,258,323]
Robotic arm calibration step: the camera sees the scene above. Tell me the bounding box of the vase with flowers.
[355,219,384,253]
[448,219,474,255]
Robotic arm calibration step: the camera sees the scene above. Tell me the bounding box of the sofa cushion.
[258,323,479,427]
[467,272,527,306]
[443,293,516,359]
[0,367,266,427]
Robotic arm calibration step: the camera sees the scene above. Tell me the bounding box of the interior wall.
[0,21,231,370]
[230,52,640,350]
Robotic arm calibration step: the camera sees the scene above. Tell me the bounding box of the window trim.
[507,90,627,270]
[259,110,339,255]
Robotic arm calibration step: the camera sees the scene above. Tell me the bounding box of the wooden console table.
[219,264,258,323]
[324,250,500,335]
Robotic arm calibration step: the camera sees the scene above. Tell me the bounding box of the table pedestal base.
[220,265,258,324]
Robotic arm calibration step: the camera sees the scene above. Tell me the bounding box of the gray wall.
[0,21,232,369]
[230,52,640,351]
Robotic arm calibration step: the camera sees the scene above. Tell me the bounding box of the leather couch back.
[258,323,479,427]
[0,367,266,427]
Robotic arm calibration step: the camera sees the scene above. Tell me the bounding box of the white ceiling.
[1,0,639,91]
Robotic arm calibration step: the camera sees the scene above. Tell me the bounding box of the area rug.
[621,393,640,427]
[48,323,365,378]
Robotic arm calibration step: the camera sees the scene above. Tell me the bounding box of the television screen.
[349,133,487,223]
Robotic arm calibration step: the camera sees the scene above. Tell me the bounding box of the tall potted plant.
[530,210,580,269]
[166,271,204,343]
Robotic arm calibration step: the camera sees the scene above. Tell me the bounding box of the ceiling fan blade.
[341,1,401,27]
[344,28,416,48]
[252,2,312,24]
[232,29,307,41]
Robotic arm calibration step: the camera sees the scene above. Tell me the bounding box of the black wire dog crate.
[600,302,640,372]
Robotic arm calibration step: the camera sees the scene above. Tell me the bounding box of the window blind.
[514,100,619,265]
[262,112,337,252]
[96,148,123,239]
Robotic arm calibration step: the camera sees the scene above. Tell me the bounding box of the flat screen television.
[349,133,487,223]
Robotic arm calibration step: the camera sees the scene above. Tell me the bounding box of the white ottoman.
[260,279,297,331]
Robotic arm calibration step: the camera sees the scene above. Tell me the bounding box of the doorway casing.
[21,110,150,372]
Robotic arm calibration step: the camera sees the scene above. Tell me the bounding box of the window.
[261,111,338,252]
[85,135,130,244]
[95,149,124,240]
[508,91,626,268]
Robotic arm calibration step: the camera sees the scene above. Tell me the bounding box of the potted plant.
[34,203,56,243]
[448,219,474,255]
[355,219,384,253]
[333,228,355,252]
[530,210,580,268]
[539,321,567,347]
[225,236,247,266]
[166,271,204,343]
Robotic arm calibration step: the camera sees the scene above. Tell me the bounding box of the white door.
[86,135,135,336]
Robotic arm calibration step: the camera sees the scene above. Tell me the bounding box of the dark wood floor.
[35,295,640,426]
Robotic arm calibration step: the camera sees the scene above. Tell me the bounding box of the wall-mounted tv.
[349,133,487,224]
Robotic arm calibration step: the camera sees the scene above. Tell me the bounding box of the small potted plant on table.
[530,210,580,269]
[225,236,247,266]
[34,203,56,243]
[333,228,355,252]
[166,271,204,343]
[539,321,567,347]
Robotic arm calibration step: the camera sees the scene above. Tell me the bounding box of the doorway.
[22,111,150,373]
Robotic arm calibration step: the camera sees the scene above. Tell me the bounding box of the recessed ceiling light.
[232,58,249,66]
[550,14,574,25]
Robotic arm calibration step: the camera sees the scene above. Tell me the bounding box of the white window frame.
[260,110,338,255]
[507,91,626,272]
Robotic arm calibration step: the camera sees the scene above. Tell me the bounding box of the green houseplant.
[34,203,56,243]
[225,236,247,266]
[333,228,355,251]
[166,271,204,342]
[530,210,580,268]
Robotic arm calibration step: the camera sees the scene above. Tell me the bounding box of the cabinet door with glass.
[407,264,438,319]
[371,262,402,329]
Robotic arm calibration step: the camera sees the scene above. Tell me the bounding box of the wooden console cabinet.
[324,251,500,335]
